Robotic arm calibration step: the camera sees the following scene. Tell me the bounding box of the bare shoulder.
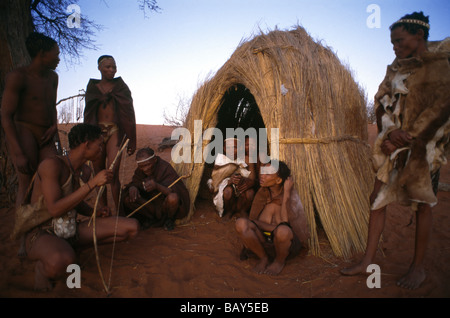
[49,69,58,80]
[38,156,64,177]
[46,69,58,85]
[5,67,27,86]
[52,70,58,87]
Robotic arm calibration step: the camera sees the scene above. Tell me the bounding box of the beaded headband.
[390,19,430,30]
[136,154,155,164]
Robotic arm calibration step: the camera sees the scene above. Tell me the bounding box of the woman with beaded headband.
[84,55,137,213]
[341,12,450,290]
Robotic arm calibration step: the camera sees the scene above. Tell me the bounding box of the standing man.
[1,32,60,209]
[84,55,136,212]
[341,12,450,289]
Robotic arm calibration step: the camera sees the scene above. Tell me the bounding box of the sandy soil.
[0,124,449,301]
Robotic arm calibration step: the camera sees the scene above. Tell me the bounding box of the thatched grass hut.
[173,26,374,258]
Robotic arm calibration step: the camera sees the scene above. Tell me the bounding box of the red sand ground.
[0,124,449,299]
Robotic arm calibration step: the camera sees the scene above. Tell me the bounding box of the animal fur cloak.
[372,50,450,211]
[207,153,251,217]
[84,77,137,153]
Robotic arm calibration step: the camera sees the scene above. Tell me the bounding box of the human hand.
[142,179,157,192]
[388,129,412,148]
[15,153,34,175]
[230,173,242,185]
[97,205,111,218]
[284,176,294,193]
[381,139,397,155]
[237,182,248,193]
[39,125,57,147]
[127,145,136,156]
[129,186,140,202]
[237,177,252,193]
[93,169,113,187]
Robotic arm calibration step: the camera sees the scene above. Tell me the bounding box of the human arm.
[40,123,58,147]
[127,186,141,203]
[76,201,111,217]
[228,163,256,193]
[383,97,450,152]
[229,173,241,186]
[76,164,110,216]
[236,163,257,193]
[387,129,412,148]
[376,101,412,154]
[279,177,293,223]
[39,159,112,218]
[250,219,277,232]
[0,70,33,174]
[76,195,112,218]
[126,169,146,202]
[380,129,413,155]
[39,72,59,147]
[142,178,173,196]
[380,139,398,155]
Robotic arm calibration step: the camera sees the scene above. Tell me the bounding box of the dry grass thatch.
[173,26,374,258]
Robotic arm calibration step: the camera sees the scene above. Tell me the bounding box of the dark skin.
[221,138,257,218]
[126,154,180,227]
[380,26,427,154]
[1,44,60,208]
[341,25,431,290]
[235,165,294,276]
[26,135,139,291]
[91,58,134,210]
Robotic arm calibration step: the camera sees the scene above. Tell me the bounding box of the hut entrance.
[216,84,265,133]
[196,84,265,202]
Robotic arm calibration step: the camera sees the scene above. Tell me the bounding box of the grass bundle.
[173,26,374,258]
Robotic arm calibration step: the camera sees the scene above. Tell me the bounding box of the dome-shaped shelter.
[173,26,374,258]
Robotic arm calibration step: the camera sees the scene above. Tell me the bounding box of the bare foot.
[340,261,370,276]
[264,261,284,276]
[34,263,53,292]
[253,257,269,274]
[397,266,426,290]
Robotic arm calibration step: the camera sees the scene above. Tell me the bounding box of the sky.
[56,0,450,125]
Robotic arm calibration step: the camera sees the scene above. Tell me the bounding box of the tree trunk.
[0,0,34,205]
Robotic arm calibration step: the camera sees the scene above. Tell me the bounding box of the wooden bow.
[90,137,129,295]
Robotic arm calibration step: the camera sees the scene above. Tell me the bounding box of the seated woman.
[207,137,257,218]
[235,160,309,275]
